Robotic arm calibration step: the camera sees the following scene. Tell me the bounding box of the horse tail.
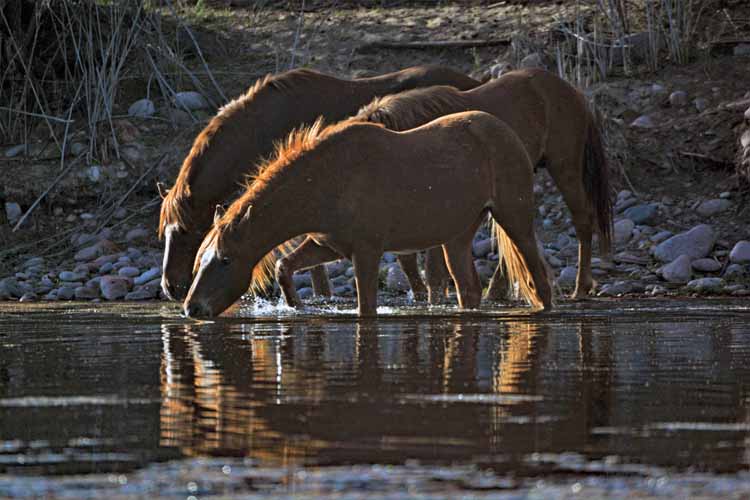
[583,108,613,257]
[496,223,544,309]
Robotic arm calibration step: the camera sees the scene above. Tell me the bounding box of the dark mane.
[354,85,469,131]
[158,69,328,238]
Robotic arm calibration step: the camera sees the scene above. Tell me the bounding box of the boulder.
[661,255,691,283]
[729,241,750,264]
[653,225,715,262]
[691,258,722,273]
[696,199,731,217]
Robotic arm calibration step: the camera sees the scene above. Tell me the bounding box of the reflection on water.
[0,300,750,479]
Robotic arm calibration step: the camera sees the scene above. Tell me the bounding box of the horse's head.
[183,204,257,318]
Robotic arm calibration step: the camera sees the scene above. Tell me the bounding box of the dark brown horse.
[159,66,480,302]
[184,111,552,318]
[274,68,612,302]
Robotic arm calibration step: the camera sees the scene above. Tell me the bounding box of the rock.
[94,254,119,266]
[382,253,396,264]
[719,191,731,199]
[597,281,633,297]
[654,224,715,262]
[614,219,635,245]
[59,271,85,282]
[733,43,750,56]
[489,61,512,79]
[121,144,144,164]
[729,241,750,264]
[74,286,100,300]
[70,142,86,156]
[43,291,59,301]
[385,265,410,293]
[87,166,101,183]
[623,204,658,225]
[74,240,115,262]
[173,91,209,110]
[613,32,657,64]
[691,258,722,273]
[100,276,131,300]
[557,266,577,288]
[99,262,114,274]
[473,238,493,257]
[165,108,193,126]
[333,285,354,297]
[0,278,22,298]
[4,202,22,224]
[696,199,731,217]
[693,98,709,112]
[669,90,688,107]
[650,230,673,244]
[661,255,692,284]
[331,275,349,288]
[128,98,156,118]
[326,260,349,279]
[5,144,26,158]
[134,267,161,286]
[293,273,312,289]
[118,266,141,278]
[630,115,655,128]
[724,264,746,280]
[19,292,37,302]
[24,257,45,268]
[686,277,725,293]
[475,260,494,285]
[126,227,150,243]
[520,52,546,69]
[297,287,313,300]
[125,288,157,301]
[57,286,75,300]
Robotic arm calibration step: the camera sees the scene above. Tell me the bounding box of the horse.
[274,68,612,302]
[158,65,480,303]
[184,111,553,318]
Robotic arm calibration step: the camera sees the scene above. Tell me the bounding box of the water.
[1,298,750,498]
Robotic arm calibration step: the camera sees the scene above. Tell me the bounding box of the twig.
[12,154,84,232]
[0,106,73,124]
[357,39,512,53]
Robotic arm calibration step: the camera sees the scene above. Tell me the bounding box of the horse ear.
[214,204,226,224]
[242,204,253,222]
[157,182,168,199]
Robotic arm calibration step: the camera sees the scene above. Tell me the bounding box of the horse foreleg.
[275,236,341,307]
[557,185,595,299]
[310,265,332,297]
[352,245,383,316]
[441,226,482,309]
[425,247,451,305]
[396,253,428,301]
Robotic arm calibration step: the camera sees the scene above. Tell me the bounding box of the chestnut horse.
[184,111,553,318]
[274,68,612,302]
[159,66,480,302]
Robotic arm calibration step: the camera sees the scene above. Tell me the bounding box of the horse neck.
[351,73,409,98]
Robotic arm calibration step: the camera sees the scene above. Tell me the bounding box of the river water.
[1,298,749,498]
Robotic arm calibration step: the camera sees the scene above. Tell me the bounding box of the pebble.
[173,91,209,110]
[293,273,312,289]
[100,276,131,300]
[24,257,45,268]
[59,271,85,282]
[686,277,725,293]
[661,255,692,284]
[630,115,655,128]
[99,262,114,274]
[729,241,750,264]
[519,52,546,69]
[669,90,688,107]
[326,260,349,279]
[650,230,673,244]
[696,199,731,217]
[691,258,722,273]
[125,288,157,301]
[333,285,355,297]
[693,98,709,112]
[5,144,27,158]
[128,98,156,118]
[126,227,150,243]
[74,240,115,262]
[134,267,161,286]
[5,202,22,224]
[653,224,716,262]
[118,266,141,278]
[614,219,635,245]
[623,204,658,225]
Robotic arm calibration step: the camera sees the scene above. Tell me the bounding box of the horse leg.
[310,265,332,297]
[352,245,383,316]
[484,259,511,302]
[275,236,342,307]
[425,246,451,304]
[396,253,428,301]
[441,225,482,309]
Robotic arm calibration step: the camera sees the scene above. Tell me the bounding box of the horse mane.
[158,69,326,238]
[195,115,383,292]
[354,85,469,132]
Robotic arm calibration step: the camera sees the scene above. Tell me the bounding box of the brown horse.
[274,68,612,301]
[158,65,480,302]
[184,111,553,318]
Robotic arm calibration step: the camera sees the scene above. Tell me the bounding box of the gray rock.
[475,260,494,284]
[489,61,513,79]
[24,257,45,268]
[597,281,633,297]
[331,275,349,288]
[5,202,22,224]
[691,258,722,273]
[650,230,673,244]
[473,238,493,257]
[693,98,709,112]
[19,292,37,302]
[669,90,688,107]
[696,199,731,217]
[520,52,546,69]
[99,262,114,274]
[630,115,655,128]
[74,286,100,300]
[125,288,157,301]
[100,276,131,300]
[297,287,313,300]
[134,267,161,286]
[94,254,119,266]
[385,265,410,293]
[654,224,715,262]
[333,285,355,297]
[74,240,115,262]
[173,91,209,110]
[614,219,635,245]
[326,260,349,279]
[59,271,85,282]
[0,278,22,298]
[661,255,692,283]
[87,166,101,183]
[118,266,141,278]
[57,286,75,300]
[293,272,312,289]
[5,144,27,158]
[734,43,750,56]
[557,266,577,288]
[70,142,86,156]
[86,277,102,289]
[128,98,156,118]
[44,291,59,301]
[686,277,725,292]
[547,255,563,268]
[730,241,750,264]
[382,253,396,264]
[623,204,658,225]
[724,263,746,280]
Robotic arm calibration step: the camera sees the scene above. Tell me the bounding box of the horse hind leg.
[441,225,482,309]
[395,253,428,302]
[275,236,342,307]
[425,247,451,305]
[352,243,384,316]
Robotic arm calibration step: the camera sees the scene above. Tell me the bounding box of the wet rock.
[623,204,658,225]
[100,276,131,300]
[74,286,100,300]
[686,277,725,293]
[134,267,161,286]
[473,238,493,257]
[597,281,633,297]
[5,202,22,225]
[57,286,75,300]
[173,91,209,110]
[19,292,37,302]
[297,287,313,300]
[661,255,692,283]
[630,115,655,128]
[118,266,141,278]
[691,258,722,273]
[729,241,750,264]
[654,224,715,262]
[696,199,731,217]
[724,264,746,280]
[0,278,22,299]
[557,266,577,288]
[385,265,410,293]
[669,90,688,107]
[614,219,635,245]
[128,98,155,118]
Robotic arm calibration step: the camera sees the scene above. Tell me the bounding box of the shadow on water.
[1,298,750,489]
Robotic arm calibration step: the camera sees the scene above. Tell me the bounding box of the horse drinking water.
[184,111,553,318]
[158,66,480,302]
